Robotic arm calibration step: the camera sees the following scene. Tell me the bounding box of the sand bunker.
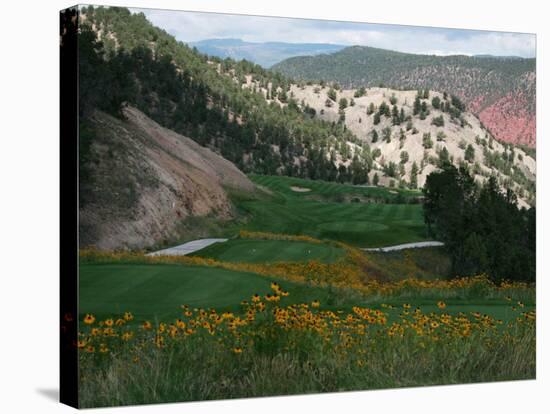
[290,186,312,192]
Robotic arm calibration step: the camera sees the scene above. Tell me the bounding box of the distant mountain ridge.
[273,46,536,147]
[189,38,345,67]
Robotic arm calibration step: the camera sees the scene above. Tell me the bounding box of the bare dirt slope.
[79,106,254,250]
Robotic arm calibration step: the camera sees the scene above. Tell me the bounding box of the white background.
[0,0,548,412]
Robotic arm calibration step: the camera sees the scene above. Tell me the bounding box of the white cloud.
[132,8,536,58]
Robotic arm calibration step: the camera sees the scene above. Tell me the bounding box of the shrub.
[465,144,475,163]
[339,97,348,110]
[423,133,433,149]
[354,87,366,97]
[432,115,445,127]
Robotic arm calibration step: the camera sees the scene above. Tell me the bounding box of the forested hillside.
[273,46,536,147]
[79,6,371,183]
[78,6,535,205]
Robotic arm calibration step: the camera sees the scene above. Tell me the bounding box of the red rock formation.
[469,92,535,147]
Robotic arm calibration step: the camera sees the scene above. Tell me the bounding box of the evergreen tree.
[383,127,392,143]
[438,146,450,167]
[410,161,418,189]
[413,96,421,115]
[423,165,534,282]
[422,133,433,149]
[432,115,444,127]
[371,129,379,143]
[465,144,475,163]
[339,97,348,110]
[354,86,366,97]
[367,102,375,115]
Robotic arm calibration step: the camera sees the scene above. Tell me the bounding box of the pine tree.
[383,127,392,143]
[413,96,421,115]
[339,97,348,110]
[422,133,433,149]
[465,144,475,163]
[371,129,379,143]
[354,86,366,98]
[367,102,375,115]
[410,161,418,189]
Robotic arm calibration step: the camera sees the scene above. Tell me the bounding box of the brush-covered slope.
[285,84,536,205]
[273,46,536,147]
[79,106,254,250]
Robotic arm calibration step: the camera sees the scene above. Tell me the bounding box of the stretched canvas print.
[60,4,537,408]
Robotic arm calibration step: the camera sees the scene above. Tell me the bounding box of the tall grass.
[78,288,535,408]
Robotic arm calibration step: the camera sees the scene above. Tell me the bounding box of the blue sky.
[131,7,536,58]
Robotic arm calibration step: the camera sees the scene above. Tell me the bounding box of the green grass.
[80,264,270,320]
[79,263,336,321]
[189,238,344,263]
[80,262,533,324]
[219,175,428,248]
[151,175,428,249]
[78,259,535,407]
[251,174,420,200]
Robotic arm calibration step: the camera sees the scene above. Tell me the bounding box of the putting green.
[190,239,344,263]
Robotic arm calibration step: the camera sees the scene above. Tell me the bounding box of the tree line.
[423,163,535,282]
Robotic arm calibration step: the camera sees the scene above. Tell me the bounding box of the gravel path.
[147,238,228,256]
[362,241,444,252]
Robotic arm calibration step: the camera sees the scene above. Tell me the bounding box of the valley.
[69,6,536,407]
